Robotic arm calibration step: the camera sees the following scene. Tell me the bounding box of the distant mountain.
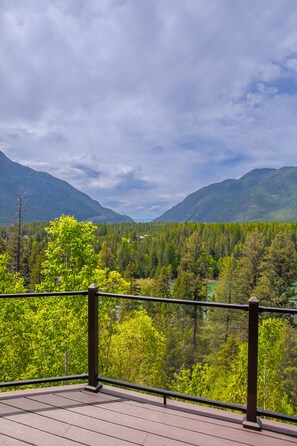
[0,151,133,225]
[154,167,297,223]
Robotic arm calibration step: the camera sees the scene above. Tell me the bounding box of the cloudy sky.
[1,0,297,220]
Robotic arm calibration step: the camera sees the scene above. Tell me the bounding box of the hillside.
[154,167,297,223]
[0,151,133,225]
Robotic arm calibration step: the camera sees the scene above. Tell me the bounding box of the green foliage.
[94,268,129,294]
[98,241,116,270]
[174,362,210,397]
[257,318,296,414]
[37,215,97,291]
[1,218,297,418]
[174,231,212,304]
[237,229,265,292]
[255,229,297,306]
[0,254,26,294]
[174,232,213,354]
[173,319,297,415]
[203,256,247,355]
[106,309,166,387]
[0,254,30,381]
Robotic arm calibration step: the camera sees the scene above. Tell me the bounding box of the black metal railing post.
[243,297,261,430]
[85,284,102,392]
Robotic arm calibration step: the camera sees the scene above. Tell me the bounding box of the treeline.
[3,219,297,291]
[0,217,296,417]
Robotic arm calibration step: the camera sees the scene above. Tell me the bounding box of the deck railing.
[0,284,296,431]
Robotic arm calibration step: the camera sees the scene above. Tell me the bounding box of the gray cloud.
[71,163,102,179]
[1,0,297,220]
[113,169,157,191]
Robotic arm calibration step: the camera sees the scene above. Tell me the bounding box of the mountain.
[0,151,133,225]
[154,167,297,223]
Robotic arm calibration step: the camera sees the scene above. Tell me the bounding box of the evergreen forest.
[0,216,297,417]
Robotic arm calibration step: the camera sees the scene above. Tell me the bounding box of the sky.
[1,0,297,221]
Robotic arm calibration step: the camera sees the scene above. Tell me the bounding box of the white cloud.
[18,159,50,170]
[258,63,283,82]
[1,0,297,219]
[286,58,297,72]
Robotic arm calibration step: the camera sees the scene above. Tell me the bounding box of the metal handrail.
[0,285,296,430]
[0,290,88,299]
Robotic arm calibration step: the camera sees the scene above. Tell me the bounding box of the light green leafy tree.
[173,319,297,416]
[106,309,166,387]
[173,362,210,397]
[30,216,130,380]
[0,254,26,294]
[257,318,296,414]
[38,215,97,291]
[29,216,98,378]
[0,253,30,382]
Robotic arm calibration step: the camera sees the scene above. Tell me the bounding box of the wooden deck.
[0,384,296,445]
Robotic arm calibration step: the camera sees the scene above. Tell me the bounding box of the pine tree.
[174,232,211,354]
[238,229,265,293]
[6,190,26,274]
[255,229,297,306]
[98,242,115,270]
[202,256,246,360]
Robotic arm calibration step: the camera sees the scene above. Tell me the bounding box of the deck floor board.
[0,384,296,445]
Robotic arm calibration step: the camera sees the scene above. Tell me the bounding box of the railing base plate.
[243,416,262,430]
[84,383,102,393]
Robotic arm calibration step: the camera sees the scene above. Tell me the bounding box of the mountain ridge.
[0,151,133,225]
[154,167,297,223]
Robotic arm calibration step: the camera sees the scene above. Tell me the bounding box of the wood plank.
[56,390,297,446]
[144,433,205,446]
[0,401,70,436]
[0,417,85,446]
[100,386,243,423]
[99,386,297,439]
[58,387,246,433]
[27,392,254,446]
[0,384,82,400]
[0,385,296,446]
[0,433,33,446]
[114,395,297,442]
[3,396,146,445]
[63,425,141,446]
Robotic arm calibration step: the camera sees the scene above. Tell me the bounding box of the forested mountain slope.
[155,167,297,222]
[0,151,133,225]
